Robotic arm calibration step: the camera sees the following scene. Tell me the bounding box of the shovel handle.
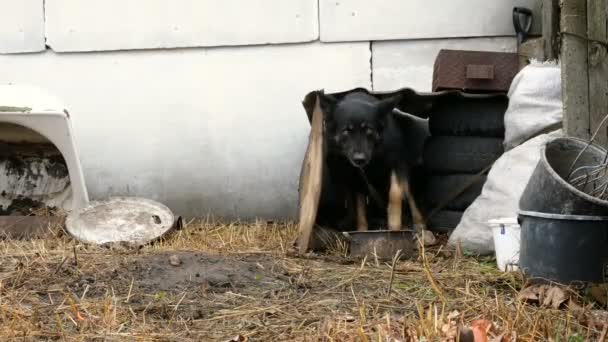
[513,7,533,45]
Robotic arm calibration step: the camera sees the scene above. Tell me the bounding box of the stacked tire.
[423,96,508,233]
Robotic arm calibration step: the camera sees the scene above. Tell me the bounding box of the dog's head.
[320,93,401,168]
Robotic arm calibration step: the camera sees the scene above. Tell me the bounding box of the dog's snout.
[352,153,367,166]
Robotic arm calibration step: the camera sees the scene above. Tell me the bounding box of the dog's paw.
[416,230,436,247]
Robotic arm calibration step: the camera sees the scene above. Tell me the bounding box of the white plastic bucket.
[489,217,521,272]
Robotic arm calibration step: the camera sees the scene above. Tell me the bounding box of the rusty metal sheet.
[432,49,519,92]
[466,64,495,80]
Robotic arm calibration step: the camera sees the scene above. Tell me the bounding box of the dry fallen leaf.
[543,286,568,309]
[589,284,608,307]
[518,284,575,309]
[567,298,608,331]
[582,310,608,330]
[470,319,492,342]
[517,285,542,302]
[567,297,585,313]
[440,321,458,341]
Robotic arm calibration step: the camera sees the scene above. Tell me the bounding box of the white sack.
[504,61,562,151]
[448,130,563,255]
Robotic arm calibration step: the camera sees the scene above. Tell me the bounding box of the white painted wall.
[0,0,541,218]
[45,0,319,52]
[319,0,541,42]
[0,43,371,218]
[0,0,45,53]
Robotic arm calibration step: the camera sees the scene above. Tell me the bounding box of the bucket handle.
[567,113,608,178]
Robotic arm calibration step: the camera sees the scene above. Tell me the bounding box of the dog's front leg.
[337,188,356,230]
[401,178,426,234]
[355,193,368,231]
[388,171,426,233]
[402,179,433,245]
[388,171,404,231]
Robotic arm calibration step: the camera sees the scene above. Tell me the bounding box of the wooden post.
[587,0,608,147]
[542,0,560,60]
[561,0,590,140]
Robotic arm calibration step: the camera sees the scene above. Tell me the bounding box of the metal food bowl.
[342,229,416,260]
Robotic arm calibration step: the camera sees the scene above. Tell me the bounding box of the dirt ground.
[0,221,606,341]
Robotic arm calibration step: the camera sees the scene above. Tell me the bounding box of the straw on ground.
[0,220,603,341]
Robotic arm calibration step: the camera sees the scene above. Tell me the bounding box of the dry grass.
[0,220,605,341]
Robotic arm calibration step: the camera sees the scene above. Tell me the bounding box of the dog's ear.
[319,94,338,121]
[375,95,402,121]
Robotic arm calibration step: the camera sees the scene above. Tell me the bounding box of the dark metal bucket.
[342,230,416,260]
[519,137,608,215]
[518,210,608,284]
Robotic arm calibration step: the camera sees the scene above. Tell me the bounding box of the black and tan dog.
[320,91,429,233]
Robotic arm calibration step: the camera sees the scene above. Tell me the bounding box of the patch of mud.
[126,251,286,293]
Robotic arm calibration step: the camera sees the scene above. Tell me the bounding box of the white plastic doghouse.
[0,84,89,211]
[1,85,178,245]
[489,217,521,272]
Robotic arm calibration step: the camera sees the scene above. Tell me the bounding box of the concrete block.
[0,0,45,53]
[0,42,371,218]
[45,0,319,52]
[372,37,517,92]
[320,0,541,42]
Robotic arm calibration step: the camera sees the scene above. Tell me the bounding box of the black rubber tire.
[424,174,487,211]
[423,136,503,174]
[428,97,507,137]
[427,210,463,233]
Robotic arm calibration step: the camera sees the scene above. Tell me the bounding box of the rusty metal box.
[432,49,519,93]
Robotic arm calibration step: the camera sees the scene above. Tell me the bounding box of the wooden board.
[561,0,590,140]
[542,0,560,61]
[296,93,324,254]
[588,0,608,147]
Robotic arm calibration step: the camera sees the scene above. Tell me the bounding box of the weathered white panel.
[0,42,371,218]
[372,37,517,92]
[0,0,45,53]
[45,0,319,52]
[320,0,541,42]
